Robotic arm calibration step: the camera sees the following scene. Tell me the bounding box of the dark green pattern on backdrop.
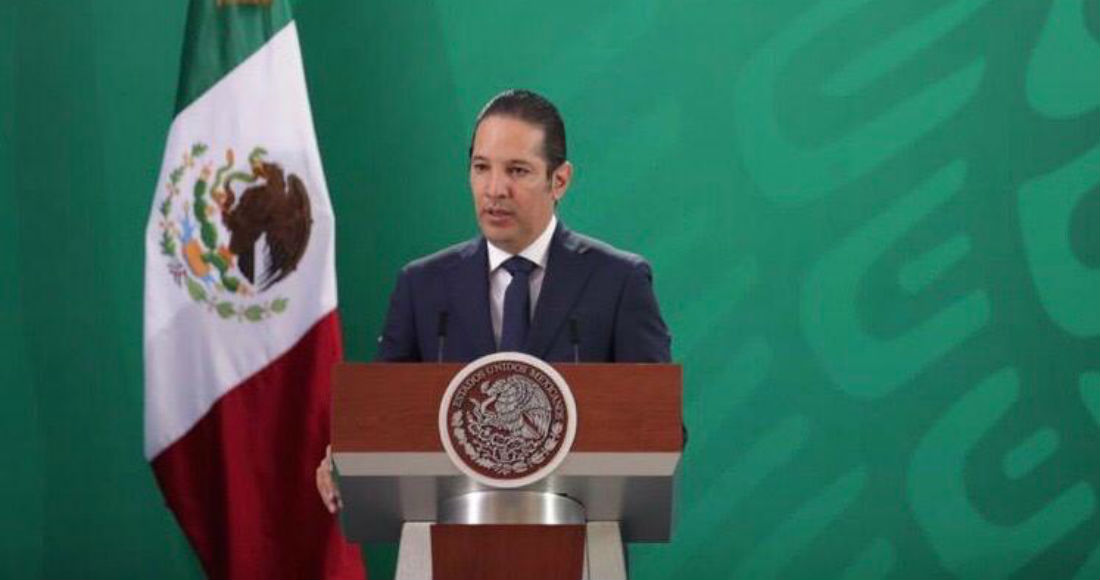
[4,0,1098,578]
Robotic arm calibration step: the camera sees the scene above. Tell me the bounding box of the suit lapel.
[526,225,595,358]
[448,238,496,357]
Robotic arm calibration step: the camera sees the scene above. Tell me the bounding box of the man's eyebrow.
[470,155,535,166]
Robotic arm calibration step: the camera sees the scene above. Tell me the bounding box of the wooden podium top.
[332,363,682,453]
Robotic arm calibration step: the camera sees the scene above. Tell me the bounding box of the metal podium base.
[394,491,627,580]
[439,491,585,525]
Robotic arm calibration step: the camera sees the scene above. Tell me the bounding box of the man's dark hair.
[469,89,567,175]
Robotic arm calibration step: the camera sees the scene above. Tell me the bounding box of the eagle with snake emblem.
[470,375,553,441]
[219,160,312,291]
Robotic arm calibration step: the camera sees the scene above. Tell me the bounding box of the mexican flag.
[143,1,364,578]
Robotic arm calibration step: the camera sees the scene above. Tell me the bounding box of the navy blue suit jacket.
[376,223,671,363]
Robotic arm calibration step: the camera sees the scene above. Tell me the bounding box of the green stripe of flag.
[175,0,292,113]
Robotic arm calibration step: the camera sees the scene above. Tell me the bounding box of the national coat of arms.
[439,353,578,488]
[155,143,312,321]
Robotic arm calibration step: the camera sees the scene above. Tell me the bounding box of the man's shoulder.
[401,236,482,276]
[561,228,649,271]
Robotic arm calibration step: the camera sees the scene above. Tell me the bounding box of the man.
[317,89,671,511]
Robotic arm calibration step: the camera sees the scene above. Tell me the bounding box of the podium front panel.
[332,363,683,543]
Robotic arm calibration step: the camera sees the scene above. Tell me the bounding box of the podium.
[332,362,682,580]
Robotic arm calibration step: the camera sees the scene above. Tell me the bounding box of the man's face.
[470,115,571,254]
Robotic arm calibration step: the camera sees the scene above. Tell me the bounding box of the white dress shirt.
[486,214,557,346]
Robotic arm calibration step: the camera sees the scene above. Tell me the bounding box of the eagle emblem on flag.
[155,143,311,322]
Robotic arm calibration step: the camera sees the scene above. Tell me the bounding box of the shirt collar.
[487,214,557,272]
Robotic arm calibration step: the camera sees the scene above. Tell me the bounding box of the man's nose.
[485,169,509,199]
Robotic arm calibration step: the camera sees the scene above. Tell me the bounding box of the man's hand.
[316,445,343,513]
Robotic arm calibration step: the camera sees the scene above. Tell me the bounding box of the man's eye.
[472,163,488,173]
[508,167,530,176]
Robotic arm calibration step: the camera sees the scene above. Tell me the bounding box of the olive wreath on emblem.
[156,143,312,322]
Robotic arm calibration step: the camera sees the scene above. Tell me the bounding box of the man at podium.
[377,89,671,364]
[318,89,672,511]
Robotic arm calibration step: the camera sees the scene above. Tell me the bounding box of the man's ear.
[552,161,573,201]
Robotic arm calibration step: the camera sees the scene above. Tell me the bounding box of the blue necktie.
[499,256,536,352]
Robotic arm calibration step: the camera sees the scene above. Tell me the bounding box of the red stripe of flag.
[152,311,365,579]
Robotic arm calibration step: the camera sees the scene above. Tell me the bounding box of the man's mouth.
[483,207,513,218]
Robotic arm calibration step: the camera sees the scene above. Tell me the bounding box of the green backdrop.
[3,0,1098,578]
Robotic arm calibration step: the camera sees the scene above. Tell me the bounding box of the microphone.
[569,316,580,363]
[436,311,449,363]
